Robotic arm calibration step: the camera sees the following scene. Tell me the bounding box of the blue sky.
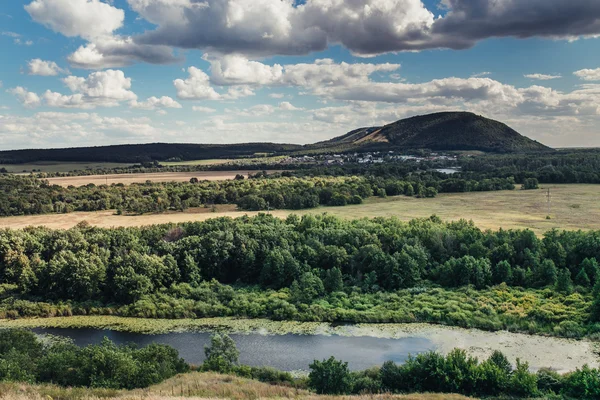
[1,0,600,150]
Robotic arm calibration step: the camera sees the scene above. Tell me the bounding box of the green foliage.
[308,356,352,395]
[521,178,540,190]
[0,329,187,389]
[556,268,574,294]
[203,333,239,373]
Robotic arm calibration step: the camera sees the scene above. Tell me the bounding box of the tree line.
[0,173,517,217]
[0,215,599,336]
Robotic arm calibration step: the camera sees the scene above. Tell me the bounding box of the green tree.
[308,356,352,395]
[532,259,558,287]
[580,258,599,285]
[291,272,325,304]
[203,334,239,373]
[324,267,344,293]
[509,359,538,397]
[556,268,574,294]
[575,267,591,287]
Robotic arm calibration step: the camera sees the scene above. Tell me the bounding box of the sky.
[1,0,600,150]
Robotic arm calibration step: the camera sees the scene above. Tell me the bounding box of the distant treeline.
[0,215,599,337]
[0,143,301,164]
[0,173,516,217]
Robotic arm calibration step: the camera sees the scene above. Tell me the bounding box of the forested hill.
[324,112,552,153]
[0,112,552,163]
[0,142,302,164]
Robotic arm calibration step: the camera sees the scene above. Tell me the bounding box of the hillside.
[0,112,551,164]
[325,112,551,153]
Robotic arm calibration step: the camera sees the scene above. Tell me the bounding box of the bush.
[309,356,352,394]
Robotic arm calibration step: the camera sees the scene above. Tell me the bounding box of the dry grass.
[45,170,281,187]
[0,373,474,400]
[0,184,598,235]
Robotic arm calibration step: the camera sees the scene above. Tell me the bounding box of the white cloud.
[524,73,562,80]
[574,68,600,81]
[174,67,222,100]
[27,59,68,76]
[208,54,283,86]
[192,106,217,113]
[471,72,491,78]
[130,96,182,110]
[7,87,42,108]
[25,0,124,39]
[279,101,303,111]
[269,93,285,99]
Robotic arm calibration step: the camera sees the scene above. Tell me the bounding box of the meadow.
[45,170,276,187]
[0,184,597,234]
[0,374,472,400]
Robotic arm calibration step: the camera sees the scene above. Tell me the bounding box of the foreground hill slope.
[0,372,473,400]
[325,112,551,153]
[0,112,551,164]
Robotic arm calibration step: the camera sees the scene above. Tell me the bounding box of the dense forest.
[0,173,518,217]
[0,215,598,338]
[2,329,599,398]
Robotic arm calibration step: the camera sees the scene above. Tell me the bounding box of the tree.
[509,359,538,397]
[556,268,574,294]
[308,356,352,395]
[203,333,239,372]
[581,258,600,285]
[521,178,539,190]
[575,267,591,287]
[324,267,344,293]
[291,272,325,304]
[532,259,558,287]
[493,260,513,284]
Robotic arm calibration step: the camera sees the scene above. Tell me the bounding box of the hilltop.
[322,112,551,153]
[0,112,551,164]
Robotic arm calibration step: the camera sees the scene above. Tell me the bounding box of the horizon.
[1,0,600,150]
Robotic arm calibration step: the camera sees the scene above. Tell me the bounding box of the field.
[0,161,133,173]
[45,170,280,187]
[0,374,473,400]
[0,184,598,234]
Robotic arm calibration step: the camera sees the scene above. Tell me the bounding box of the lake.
[31,327,434,371]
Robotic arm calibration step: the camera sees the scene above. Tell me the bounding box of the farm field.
[160,155,285,166]
[45,170,280,187]
[0,161,133,173]
[0,184,598,234]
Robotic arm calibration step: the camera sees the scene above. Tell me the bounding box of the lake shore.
[1,316,597,372]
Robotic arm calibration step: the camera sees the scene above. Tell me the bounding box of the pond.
[31,327,434,371]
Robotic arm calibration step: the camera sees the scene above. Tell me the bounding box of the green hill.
[326,112,551,153]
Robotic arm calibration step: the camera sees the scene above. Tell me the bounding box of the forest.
[0,214,599,338]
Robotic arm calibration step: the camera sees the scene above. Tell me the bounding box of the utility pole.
[546,187,551,215]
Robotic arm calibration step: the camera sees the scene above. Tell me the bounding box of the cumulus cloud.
[574,68,600,81]
[130,96,182,110]
[208,54,283,86]
[127,0,600,58]
[27,59,68,76]
[279,101,303,111]
[524,74,562,80]
[12,70,141,109]
[192,106,217,113]
[174,67,222,100]
[25,0,124,39]
[25,0,178,69]
[7,87,42,108]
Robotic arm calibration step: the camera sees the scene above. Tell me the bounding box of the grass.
[44,170,278,187]
[160,155,286,167]
[0,161,133,174]
[0,373,474,400]
[1,184,599,234]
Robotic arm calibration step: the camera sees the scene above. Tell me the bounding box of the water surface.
[32,327,434,371]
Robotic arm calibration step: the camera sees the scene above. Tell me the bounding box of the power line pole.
[546,187,551,215]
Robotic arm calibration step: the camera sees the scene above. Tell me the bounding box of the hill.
[324,112,551,153]
[0,112,551,164]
